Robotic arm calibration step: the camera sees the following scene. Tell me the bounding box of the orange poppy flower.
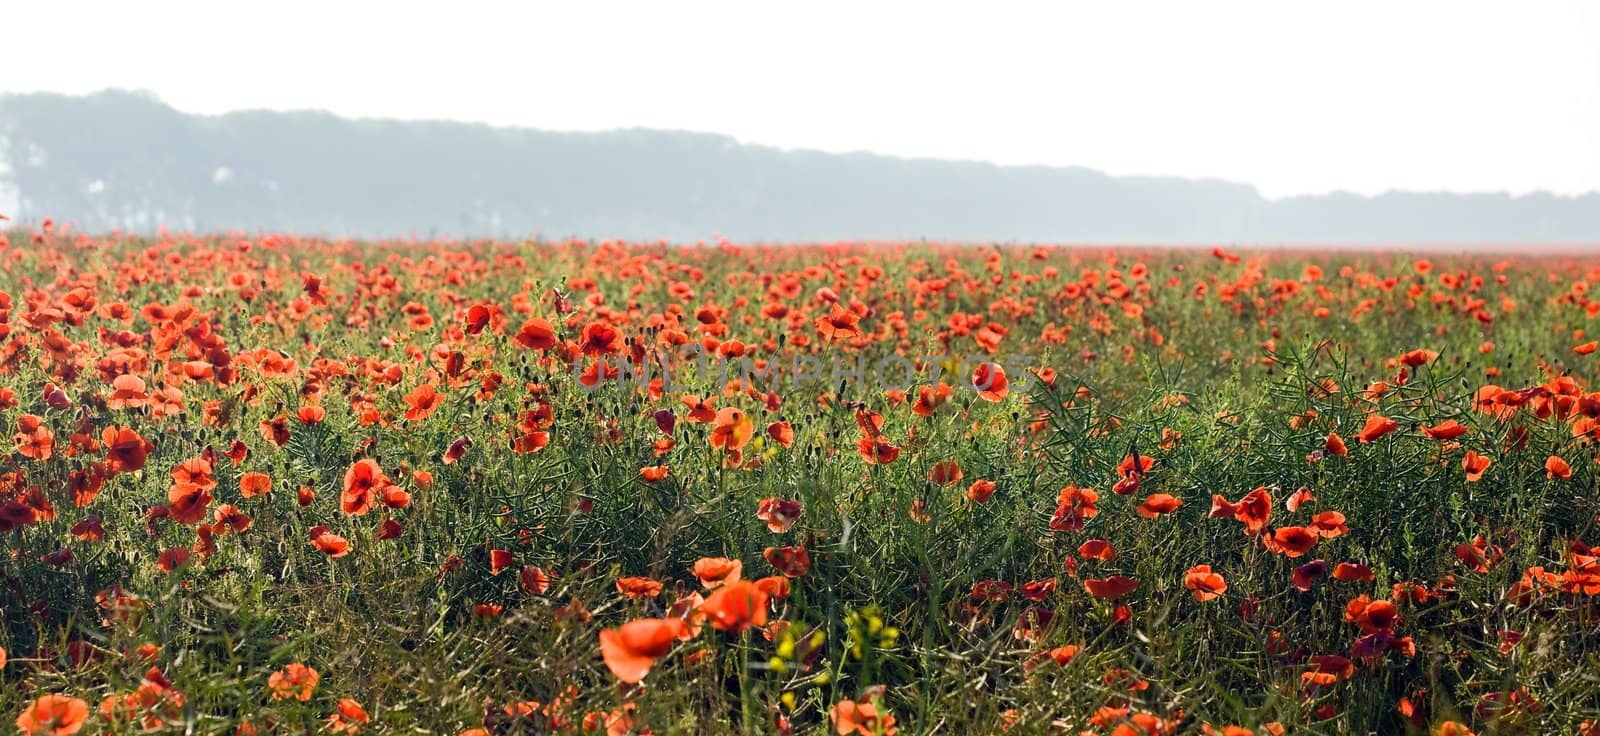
[1262,526,1318,557]
[267,663,320,701]
[106,374,149,410]
[102,427,153,473]
[1183,565,1227,602]
[520,565,552,595]
[239,472,272,498]
[1323,432,1348,456]
[15,414,54,461]
[928,460,963,487]
[598,617,691,683]
[513,318,557,350]
[1462,451,1491,482]
[16,694,90,736]
[403,383,444,421]
[691,557,742,588]
[756,497,803,533]
[1398,349,1438,368]
[1545,455,1572,479]
[1422,420,1469,440]
[489,549,514,576]
[640,465,670,482]
[341,459,386,515]
[708,408,754,452]
[1083,576,1139,600]
[1078,539,1117,560]
[616,576,663,599]
[972,362,1009,402]
[1050,485,1101,532]
[1576,341,1598,356]
[310,526,351,557]
[1344,596,1400,635]
[763,545,811,578]
[1212,487,1271,535]
[966,479,997,503]
[1136,493,1182,518]
[1356,415,1399,443]
[1332,562,1375,582]
[326,698,370,734]
[698,579,769,632]
[167,483,213,525]
[831,698,898,736]
[766,420,795,448]
[814,304,861,341]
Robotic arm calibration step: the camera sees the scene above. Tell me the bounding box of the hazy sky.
[6,1,1598,198]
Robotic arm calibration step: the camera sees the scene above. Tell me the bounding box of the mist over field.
[3,90,1597,245]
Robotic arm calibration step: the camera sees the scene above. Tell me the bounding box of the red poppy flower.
[1183,565,1227,601]
[1083,576,1139,600]
[599,617,691,683]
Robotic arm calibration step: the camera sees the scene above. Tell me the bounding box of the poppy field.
[3,224,1600,735]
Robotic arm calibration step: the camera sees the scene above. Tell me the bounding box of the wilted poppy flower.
[1454,536,1502,574]
[1285,486,1316,512]
[599,617,691,683]
[1292,559,1329,591]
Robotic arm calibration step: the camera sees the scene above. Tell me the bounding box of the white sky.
[5,0,1599,198]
